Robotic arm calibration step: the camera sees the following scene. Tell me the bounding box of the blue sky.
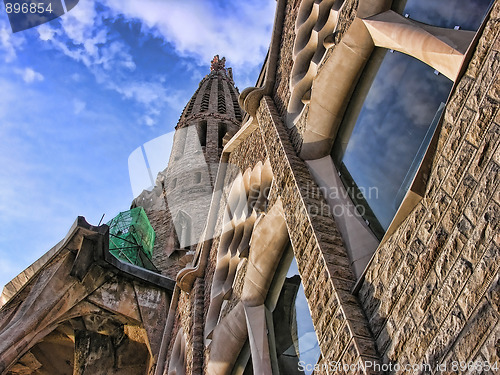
[0,0,275,289]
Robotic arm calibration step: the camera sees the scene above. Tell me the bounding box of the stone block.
[445,77,474,124]
[469,123,500,181]
[467,99,498,148]
[452,300,497,364]
[434,230,465,281]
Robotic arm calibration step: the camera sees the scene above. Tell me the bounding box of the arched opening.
[197,120,207,148]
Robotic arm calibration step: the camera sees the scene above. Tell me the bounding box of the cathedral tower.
[133,56,243,277]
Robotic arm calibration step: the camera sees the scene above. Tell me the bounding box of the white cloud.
[36,0,132,73]
[37,24,56,41]
[107,78,187,126]
[142,115,155,127]
[14,67,44,83]
[73,98,86,114]
[103,0,275,69]
[28,0,274,126]
[0,25,25,62]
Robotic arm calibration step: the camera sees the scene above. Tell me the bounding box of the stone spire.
[178,55,243,123]
[210,55,226,72]
[132,56,244,276]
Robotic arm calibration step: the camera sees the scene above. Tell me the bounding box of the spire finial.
[210,55,226,72]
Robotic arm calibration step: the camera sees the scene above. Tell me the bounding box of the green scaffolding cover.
[107,207,155,267]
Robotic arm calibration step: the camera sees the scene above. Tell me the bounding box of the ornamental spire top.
[210,55,226,72]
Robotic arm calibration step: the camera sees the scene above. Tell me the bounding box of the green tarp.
[107,207,155,268]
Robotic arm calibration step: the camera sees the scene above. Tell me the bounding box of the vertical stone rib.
[256,95,381,373]
[200,80,212,113]
[217,77,226,114]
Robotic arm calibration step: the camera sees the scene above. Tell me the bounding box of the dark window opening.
[218,122,227,149]
[184,88,198,117]
[229,85,242,122]
[201,80,212,112]
[197,120,207,147]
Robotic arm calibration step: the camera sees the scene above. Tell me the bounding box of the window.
[269,249,321,375]
[174,210,192,250]
[195,172,201,184]
[218,122,227,149]
[398,0,492,30]
[331,0,492,240]
[332,50,452,237]
[197,120,207,147]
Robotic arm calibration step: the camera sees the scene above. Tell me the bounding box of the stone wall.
[227,126,268,172]
[273,0,299,120]
[359,2,500,371]
[134,187,185,280]
[256,96,380,374]
[162,1,500,373]
[167,290,195,375]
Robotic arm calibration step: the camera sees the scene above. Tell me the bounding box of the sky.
[0,0,275,289]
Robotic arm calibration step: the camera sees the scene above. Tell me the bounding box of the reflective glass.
[401,0,492,30]
[333,51,452,232]
[272,256,321,375]
[286,258,320,373]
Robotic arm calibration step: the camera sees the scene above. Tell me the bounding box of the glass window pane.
[401,0,492,30]
[273,257,321,375]
[286,258,320,372]
[332,51,453,233]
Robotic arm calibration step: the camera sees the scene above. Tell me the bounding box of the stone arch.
[204,161,273,342]
[206,198,290,375]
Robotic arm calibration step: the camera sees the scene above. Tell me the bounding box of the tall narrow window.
[195,172,201,184]
[218,78,226,114]
[218,122,227,149]
[174,211,192,250]
[269,248,321,374]
[197,120,207,147]
[229,85,242,122]
[201,80,212,112]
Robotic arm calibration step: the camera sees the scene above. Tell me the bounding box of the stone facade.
[359,2,500,369]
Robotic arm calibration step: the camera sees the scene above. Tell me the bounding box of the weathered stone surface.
[360,1,500,370]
